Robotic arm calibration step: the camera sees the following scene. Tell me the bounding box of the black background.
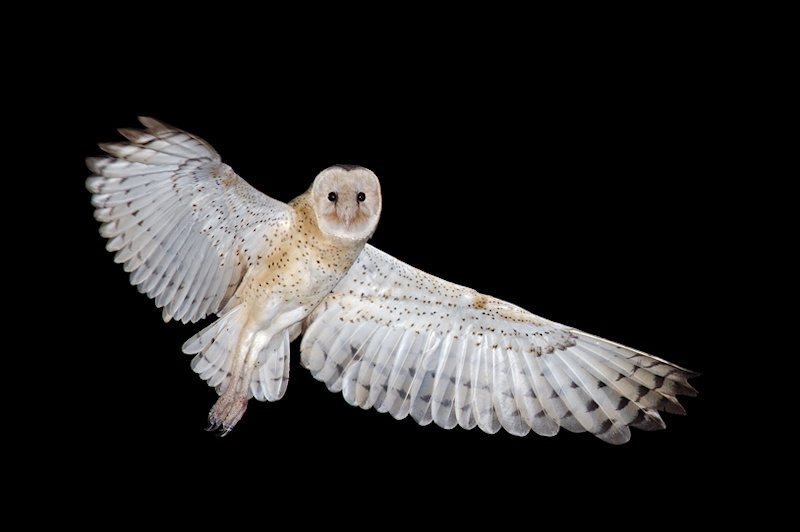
[40,15,730,515]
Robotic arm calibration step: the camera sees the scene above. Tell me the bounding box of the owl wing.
[86,116,291,324]
[300,245,698,444]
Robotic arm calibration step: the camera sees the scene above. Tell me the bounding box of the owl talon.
[206,391,249,435]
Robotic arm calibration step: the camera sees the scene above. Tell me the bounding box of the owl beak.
[340,207,356,227]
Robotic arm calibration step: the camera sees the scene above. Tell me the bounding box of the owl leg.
[207,360,255,435]
[205,322,262,436]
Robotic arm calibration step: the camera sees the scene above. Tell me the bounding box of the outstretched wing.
[86,116,291,323]
[300,245,698,444]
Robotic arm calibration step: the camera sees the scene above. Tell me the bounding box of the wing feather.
[428,333,458,430]
[557,346,632,443]
[408,345,436,426]
[474,338,501,434]
[86,116,291,323]
[518,345,563,436]
[116,199,185,264]
[505,338,547,435]
[493,336,528,436]
[301,244,699,443]
[135,219,193,294]
[353,327,398,409]
[364,328,408,410]
[154,229,203,307]
[453,329,479,431]
[370,330,420,414]
[319,322,374,391]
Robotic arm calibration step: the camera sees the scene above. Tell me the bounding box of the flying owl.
[85,117,698,443]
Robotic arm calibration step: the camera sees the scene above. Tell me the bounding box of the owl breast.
[240,200,367,321]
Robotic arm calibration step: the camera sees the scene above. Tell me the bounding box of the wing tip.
[138,116,178,135]
[137,116,160,128]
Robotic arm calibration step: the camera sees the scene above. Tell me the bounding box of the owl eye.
[328,192,338,202]
[357,192,366,202]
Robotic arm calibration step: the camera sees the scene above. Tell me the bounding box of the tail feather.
[184,306,247,395]
[251,329,291,402]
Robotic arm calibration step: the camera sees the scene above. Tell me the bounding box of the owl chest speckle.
[240,199,365,313]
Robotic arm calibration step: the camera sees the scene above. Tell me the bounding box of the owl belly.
[229,259,349,397]
[205,234,365,432]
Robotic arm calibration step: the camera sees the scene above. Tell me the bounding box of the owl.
[86,117,698,443]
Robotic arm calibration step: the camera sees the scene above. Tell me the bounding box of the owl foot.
[206,391,249,436]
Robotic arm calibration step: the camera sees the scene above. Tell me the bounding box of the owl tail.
[182,306,291,402]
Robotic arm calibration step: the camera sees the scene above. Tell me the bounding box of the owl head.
[311,165,382,241]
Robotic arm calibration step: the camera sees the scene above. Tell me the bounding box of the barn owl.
[86,117,698,443]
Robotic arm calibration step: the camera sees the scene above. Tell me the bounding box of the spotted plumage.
[86,117,698,443]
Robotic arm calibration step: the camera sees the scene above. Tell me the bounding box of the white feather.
[251,329,291,402]
[363,328,408,409]
[428,332,458,430]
